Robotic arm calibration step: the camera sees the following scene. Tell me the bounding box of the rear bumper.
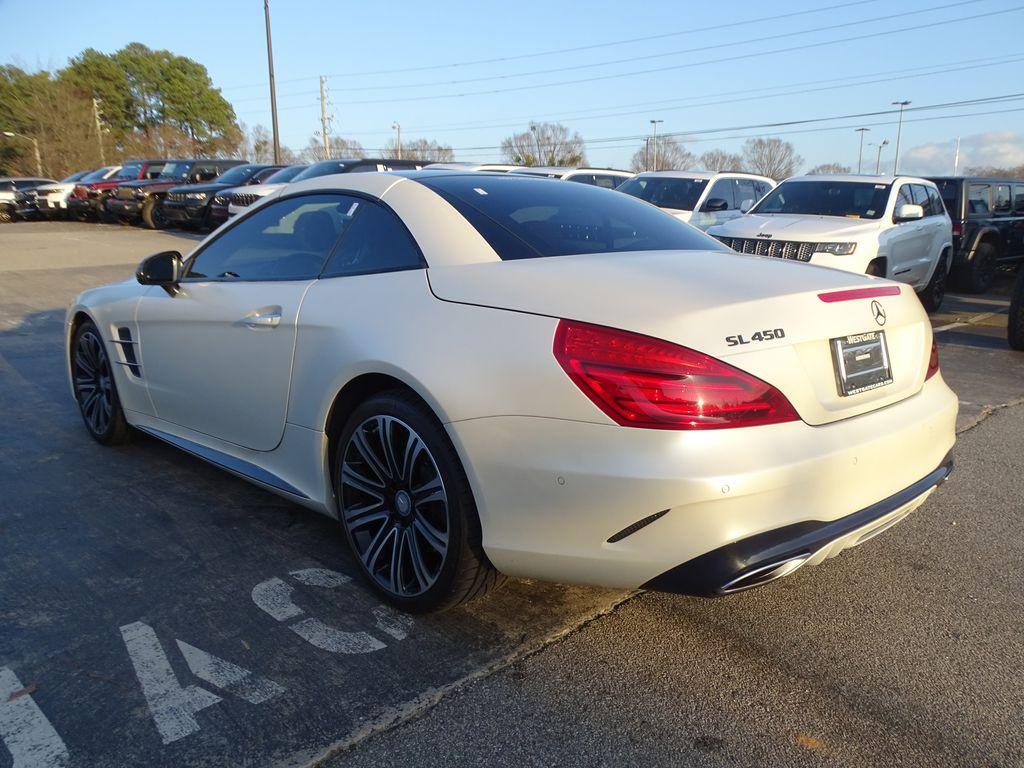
[644,454,952,595]
[447,375,958,592]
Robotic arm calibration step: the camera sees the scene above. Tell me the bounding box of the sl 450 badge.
[725,328,786,346]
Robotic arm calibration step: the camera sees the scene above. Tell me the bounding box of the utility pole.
[650,119,663,171]
[92,98,106,164]
[319,75,330,160]
[891,100,911,175]
[644,137,650,172]
[855,127,869,174]
[392,122,401,160]
[953,136,961,175]
[1,131,42,175]
[264,0,281,164]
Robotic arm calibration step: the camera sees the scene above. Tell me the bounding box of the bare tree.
[965,164,1024,178]
[384,137,454,162]
[629,135,694,172]
[299,135,364,163]
[699,149,744,172]
[741,138,803,180]
[808,162,852,174]
[501,122,586,166]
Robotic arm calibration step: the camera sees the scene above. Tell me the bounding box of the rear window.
[932,179,960,216]
[617,176,708,211]
[419,174,724,260]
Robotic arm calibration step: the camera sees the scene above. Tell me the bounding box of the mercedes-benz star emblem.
[871,300,887,326]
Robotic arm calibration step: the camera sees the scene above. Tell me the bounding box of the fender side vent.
[607,509,669,543]
[113,327,142,378]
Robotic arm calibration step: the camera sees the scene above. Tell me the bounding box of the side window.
[705,179,736,210]
[910,184,935,216]
[567,174,597,186]
[186,194,358,281]
[926,186,944,217]
[967,184,990,215]
[735,179,758,210]
[322,199,424,278]
[253,167,280,183]
[895,185,914,217]
[1014,185,1024,213]
[993,184,1012,214]
[756,182,772,199]
[592,175,622,189]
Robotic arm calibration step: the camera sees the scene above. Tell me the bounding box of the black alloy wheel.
[336,392,504,612]
[71,322,130,445]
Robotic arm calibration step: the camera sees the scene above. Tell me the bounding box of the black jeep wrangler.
[926,176,1024,293]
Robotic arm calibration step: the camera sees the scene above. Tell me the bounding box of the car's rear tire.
[956,241,997,293]
[141,197,167,230]
[71,321,131,445]
[917,254,948,313]
[1009,269,1024,351]
[335,390,505,612]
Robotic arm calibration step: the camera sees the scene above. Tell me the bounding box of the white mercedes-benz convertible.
[67,171,957,611]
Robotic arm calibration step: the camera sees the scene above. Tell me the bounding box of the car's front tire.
[335,391,504,612]
[917,254,948,313]
[71,321,131,445]
[141,197,167,229]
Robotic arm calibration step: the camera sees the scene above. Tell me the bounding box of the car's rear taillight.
[951,223,962,236]
[926,340,939,380]
[553,320,800,430]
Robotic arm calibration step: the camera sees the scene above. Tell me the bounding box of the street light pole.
[891,100,911,175]
[264,0,281,164]
[650,119,663,171]
[855,127,869,174]
[953,136,961,175]
[392,122,401,160]
[872,139,889,174]
[1,130,42,175]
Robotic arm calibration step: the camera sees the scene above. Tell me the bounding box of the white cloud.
[900,131,1024,175]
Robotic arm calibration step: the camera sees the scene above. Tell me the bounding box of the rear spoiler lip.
[818,285,902,303]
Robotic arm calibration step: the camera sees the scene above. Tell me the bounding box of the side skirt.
[136,425,310,499]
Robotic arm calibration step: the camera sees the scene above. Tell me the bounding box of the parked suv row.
[926,176,1024,293]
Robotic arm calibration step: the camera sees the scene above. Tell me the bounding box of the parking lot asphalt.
[1,222,1022,768]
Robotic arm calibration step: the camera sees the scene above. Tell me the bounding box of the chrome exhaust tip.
[718,553,811,594]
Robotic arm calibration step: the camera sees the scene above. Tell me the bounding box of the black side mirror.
[702,197,730,213]
[137,251,183,291]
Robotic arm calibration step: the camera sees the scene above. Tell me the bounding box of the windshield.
[211,165,257,186]
[617,176,708,211]
[751,180,892,219]
[114,162,144,180]
[61,171,88,183]
[79,167,113,182]
[157,162,193,180]
[419,175,724,260]
[292,161,356,181]
[263,165,306,184]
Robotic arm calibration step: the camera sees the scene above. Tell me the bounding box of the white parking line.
[0,667,70,768]
[933,310,1001,333]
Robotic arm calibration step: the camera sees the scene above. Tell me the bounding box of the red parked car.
[67,159,167,221]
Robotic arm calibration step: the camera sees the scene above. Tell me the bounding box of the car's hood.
[167,182,229,195]
[428,249,931,426]
[661,208,693,222]
[708,214,881,240]
[37,182,76,195]
[237,182,286,196]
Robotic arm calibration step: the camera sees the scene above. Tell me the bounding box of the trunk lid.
[428,249,932,426]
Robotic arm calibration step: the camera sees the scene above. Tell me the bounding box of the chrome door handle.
[243,309,281,328]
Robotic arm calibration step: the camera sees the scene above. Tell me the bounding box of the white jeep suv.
[707,174,953,312]
[618,170,775,231]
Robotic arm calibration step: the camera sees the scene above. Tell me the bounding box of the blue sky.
[3,0,1023,173]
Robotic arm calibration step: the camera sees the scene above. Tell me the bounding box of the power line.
[315,52,1024,136]
[229,0,986,102]
[220,0,885,91]
[335,5,1024,105]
